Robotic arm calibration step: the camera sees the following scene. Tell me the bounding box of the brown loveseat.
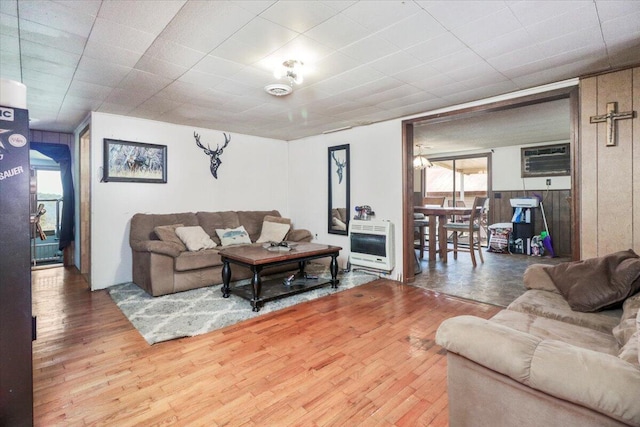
[436,252,640,427]
[129,210,313,296]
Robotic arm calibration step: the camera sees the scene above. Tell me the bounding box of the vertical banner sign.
[0,105,34,425]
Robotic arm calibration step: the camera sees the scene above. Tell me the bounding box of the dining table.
[414,205,479,262]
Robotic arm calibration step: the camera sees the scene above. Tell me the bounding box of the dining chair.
[443,196,488,267]
[447,199,468,223]
[422,196,445,206]
[414,196,445,259]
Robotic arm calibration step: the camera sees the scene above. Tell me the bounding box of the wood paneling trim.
[29,130,73,146]
[402,122,415,282]
[579,66,639,257]
[633,68,640,252]
[580,77,598,258]
[569,87,580,260]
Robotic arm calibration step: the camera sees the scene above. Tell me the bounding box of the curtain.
[30,142,74,250]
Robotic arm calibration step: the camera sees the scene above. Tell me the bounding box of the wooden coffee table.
[219,242,342,312]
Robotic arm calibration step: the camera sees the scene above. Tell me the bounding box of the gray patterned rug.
[109,264,377,345]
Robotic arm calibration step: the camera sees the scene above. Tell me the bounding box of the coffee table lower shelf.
[228,277,333,306]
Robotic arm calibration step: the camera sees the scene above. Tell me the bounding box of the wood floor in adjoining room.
[32,267,500,426]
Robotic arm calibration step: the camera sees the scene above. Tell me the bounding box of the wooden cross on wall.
[589,102,636,147]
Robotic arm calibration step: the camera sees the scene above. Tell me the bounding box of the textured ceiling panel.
[0,0,638,145]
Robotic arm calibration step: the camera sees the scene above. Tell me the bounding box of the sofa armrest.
[523,264,559,293]
[130,240,183,258]
[436,315,541,383]
[436,315,640,425]
[287,229,313,242]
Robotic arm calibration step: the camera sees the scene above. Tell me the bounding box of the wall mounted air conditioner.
[521,143,570,177]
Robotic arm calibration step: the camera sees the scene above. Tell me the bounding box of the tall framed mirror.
[328,144,350,235]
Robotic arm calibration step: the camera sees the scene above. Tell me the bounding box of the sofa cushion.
[507,290,621,334]
[528,340,640,426]
[130,212,198,242]
[196,211,240,245]
[174,248,221,271]
[618,330,639,366]
[256,216,291,243]
[175,226,217,251]
[523,264,560,293]
[154,224,187,252]
[544,249,640,312]
[237,210,280,242]
[216,225,252,246]
[612,293,640,346]
[491,310,619,355]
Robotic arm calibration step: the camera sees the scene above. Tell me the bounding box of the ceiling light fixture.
[413,145,432,170]
[264,83,292,97]
[274,59,304,85]
[265,59,305,97]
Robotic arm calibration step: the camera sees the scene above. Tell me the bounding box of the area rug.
[109,264,377,345]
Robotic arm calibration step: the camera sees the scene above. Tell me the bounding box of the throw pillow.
[216,225,252,246]
[175,226,217,251]
[544,249,640,312]
[154,224,187,251]
[256,218,291,243]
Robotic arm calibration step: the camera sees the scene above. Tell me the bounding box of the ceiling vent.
[521,143,570,177]
[264,83,292,97]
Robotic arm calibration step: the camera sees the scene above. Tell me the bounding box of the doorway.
[30,151,64,267]
[402,86,580,282]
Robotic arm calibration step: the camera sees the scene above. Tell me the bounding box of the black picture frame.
[328,144,350,235]
[103,139,167,183]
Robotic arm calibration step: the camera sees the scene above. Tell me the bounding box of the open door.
[79,125,91,285]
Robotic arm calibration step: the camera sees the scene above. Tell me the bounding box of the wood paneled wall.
[30,130,74,147]
[580,67,639,258]
[491,190,572,257]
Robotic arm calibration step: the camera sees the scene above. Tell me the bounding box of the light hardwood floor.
[32,266,500,426]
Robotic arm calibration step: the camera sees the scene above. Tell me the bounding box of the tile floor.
[411,246,569,307]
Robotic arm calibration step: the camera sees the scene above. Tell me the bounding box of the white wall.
[492,142,571,191]
[89,112,289,290]
[288,120,404,280]
[85,81,579,289]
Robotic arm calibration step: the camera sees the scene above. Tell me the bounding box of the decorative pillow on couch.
[256,215,291,243]
[544,249,640,312]
[154,223,187,251]
[175,226,217,251]
[216,225,252,246]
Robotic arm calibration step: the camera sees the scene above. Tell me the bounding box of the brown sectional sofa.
[129,210,313,296]
[436,262,640,427]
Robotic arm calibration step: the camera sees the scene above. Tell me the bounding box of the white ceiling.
[413,97,571,155]
[1,0,639,141]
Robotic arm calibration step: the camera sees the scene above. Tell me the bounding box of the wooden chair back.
[422,196,445,207]
[469,196,488,228]
[443,196,488,267]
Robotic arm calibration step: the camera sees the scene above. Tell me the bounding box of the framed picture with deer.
[103,139,167,183]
